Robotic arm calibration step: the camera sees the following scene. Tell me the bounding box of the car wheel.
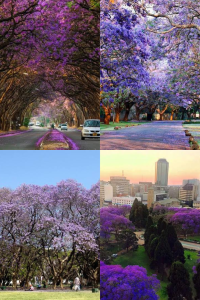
[81,135,85,140]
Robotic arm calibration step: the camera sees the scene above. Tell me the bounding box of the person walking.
[73,277,80,291]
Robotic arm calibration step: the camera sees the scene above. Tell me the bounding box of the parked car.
[36,121,41,126]
[111,254,118,258]
[81,119,100,140]
[61,124,68,130]
[28,122,34,126]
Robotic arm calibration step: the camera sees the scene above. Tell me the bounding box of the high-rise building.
[100,181,113,207]
[110,176,130,196]
[155,159,169,187]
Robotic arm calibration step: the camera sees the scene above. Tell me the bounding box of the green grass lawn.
[112,246,198,300]
[0,291,99,300]
[100,121,145,131]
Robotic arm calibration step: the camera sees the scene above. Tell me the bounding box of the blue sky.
[0,151,100,189]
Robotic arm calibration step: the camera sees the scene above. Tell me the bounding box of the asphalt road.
[0,129,49,150]
[101,121,190,150]
[0,128,100,150]
[180,241,200,251]
[134,231,200,251]
[61,128,100,150]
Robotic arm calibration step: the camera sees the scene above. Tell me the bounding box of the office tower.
[110,176,130,196]
[155,159,169,187]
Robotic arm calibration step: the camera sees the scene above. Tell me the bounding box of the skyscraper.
[155,159,169,186]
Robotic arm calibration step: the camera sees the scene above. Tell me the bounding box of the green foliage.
[154,231,173,268]
[193,263,200,300]
[23,118,30,127]
[166,223,178,249]
[144,225,157,249]
[129,199,149,228]
[172,240,185,264]
[167,262,192,300]
[117,229,138,252]
[157,217,167,235]
[149,237,159,258]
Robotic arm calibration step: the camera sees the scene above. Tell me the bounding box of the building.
[193,201,200,209]
[147,187,168,208]
[139,182,153,192]
[100,181,113,207]
[168,186,180,199]
[110,176,130,197]
[153,198,181,208]
[155,159,169,187]
[182,179,200,197]
[179,183,198,204]
[112,196,141,206]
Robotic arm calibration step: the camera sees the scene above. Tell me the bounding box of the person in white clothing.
[73,277,80,291]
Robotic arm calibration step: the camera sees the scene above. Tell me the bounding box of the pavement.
[127,231,200,251]
[180,241,200,251]
[100,121,190,150]
[0,127,100,150]
[61,128,100,150]
[0,128,49,150]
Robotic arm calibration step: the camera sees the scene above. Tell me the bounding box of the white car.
[81,119,100,140]
[111,254,118,258]
[61,124,68,130]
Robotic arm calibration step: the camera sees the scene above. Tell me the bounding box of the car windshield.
[61,124,67,126]
[84,120,100,127]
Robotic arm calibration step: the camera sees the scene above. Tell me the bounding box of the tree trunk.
[102,105,111,125]
[60,277,63,289]
[147,113,152,121]
[186,112,191,120]
[114,107,121,123]
[135,107,141,121]
[123,109,130,121]
[12,276,17,290]
[104,113,110,125]
[53,278,57,290]
[170,111,174,120]
[159,113,164,121]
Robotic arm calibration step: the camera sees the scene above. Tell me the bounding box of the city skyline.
[101,151,200,185]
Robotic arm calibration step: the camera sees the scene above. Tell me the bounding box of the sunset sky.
[101,151,200,185]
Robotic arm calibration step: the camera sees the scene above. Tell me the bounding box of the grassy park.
[112,246,198,300]
[0,291,100,300]
[100,121,144,131]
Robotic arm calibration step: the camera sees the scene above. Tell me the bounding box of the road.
[180,241,200,251]
[134,231,200,251]
[100,121,190,150]
[0,128,100,150]
[61,128,100,150]
[0,128,49,150]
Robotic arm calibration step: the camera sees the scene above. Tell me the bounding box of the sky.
[101,150,200,185]
[0,151,100,189]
